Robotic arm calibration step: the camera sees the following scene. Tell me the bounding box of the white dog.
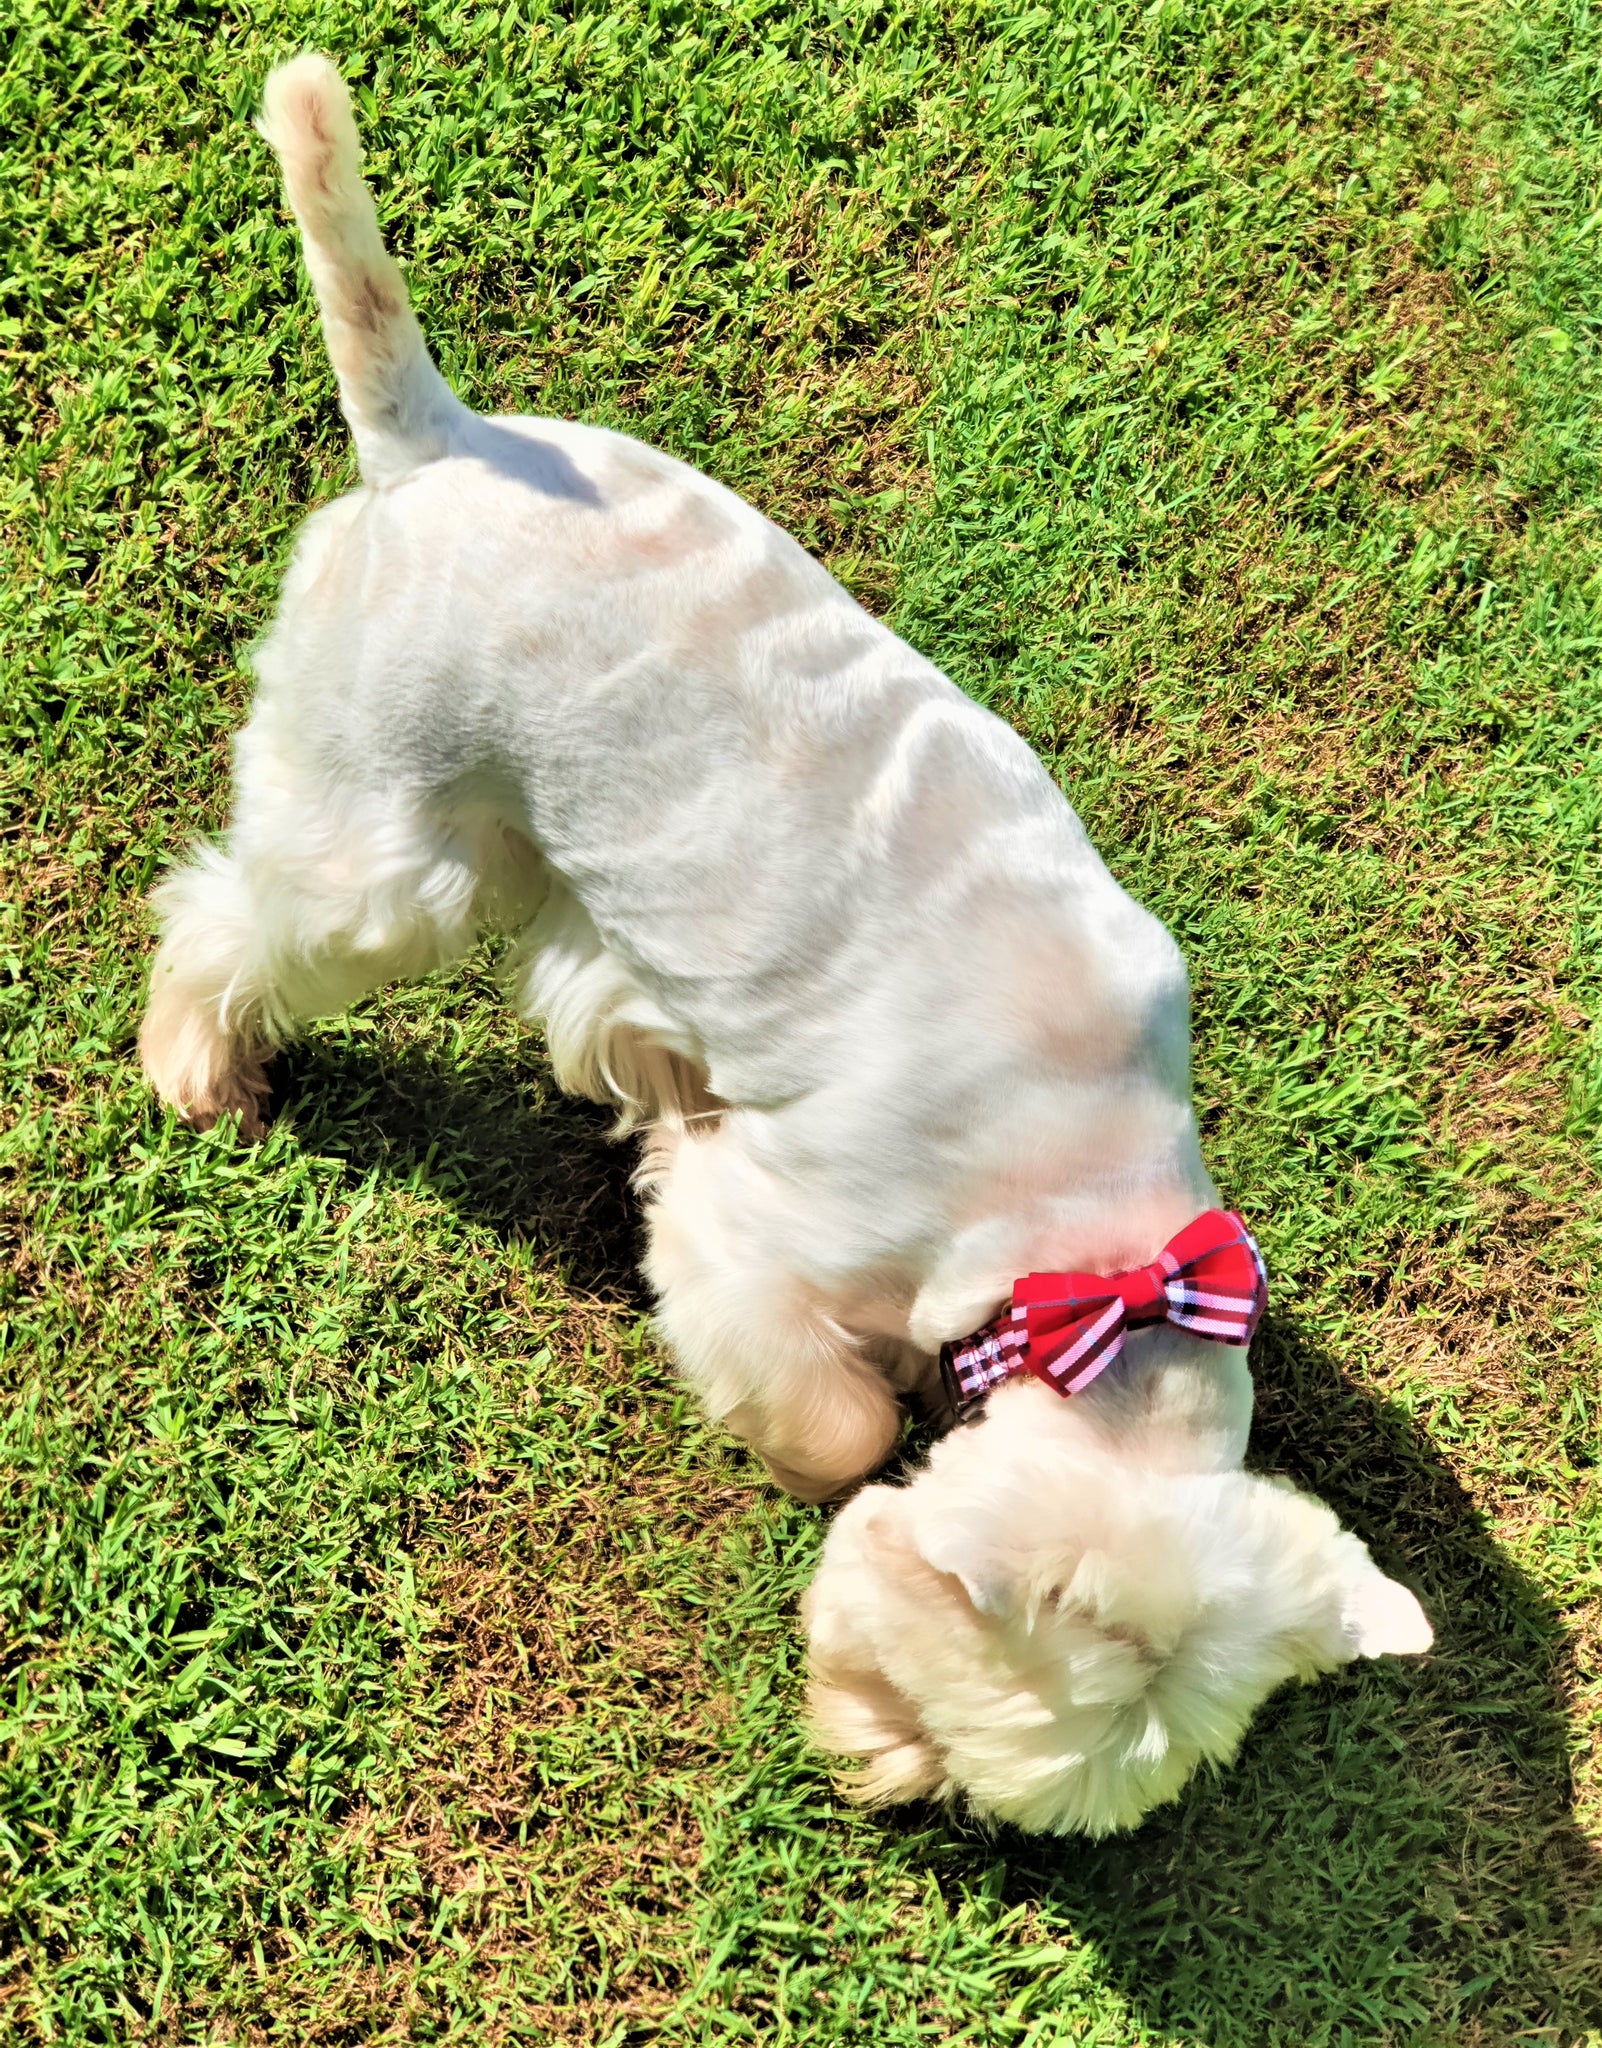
[141,55,1432,1838]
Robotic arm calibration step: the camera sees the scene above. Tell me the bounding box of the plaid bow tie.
[940,1209,1268,1412]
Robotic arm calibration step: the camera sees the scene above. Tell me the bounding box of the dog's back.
[250,58,1168,1138]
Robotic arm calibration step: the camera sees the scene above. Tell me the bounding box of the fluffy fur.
[805,1371,1432,1834]
[141,54,1432,1837]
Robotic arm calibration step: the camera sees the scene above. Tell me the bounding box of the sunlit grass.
[2,0,1599,2039]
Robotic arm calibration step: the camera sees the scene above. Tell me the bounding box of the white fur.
[141,55,1431,1835]
[805,1372,1431,1836]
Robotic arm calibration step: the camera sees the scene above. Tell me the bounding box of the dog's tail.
[257,54,467,484]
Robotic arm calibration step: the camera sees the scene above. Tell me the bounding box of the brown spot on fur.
[297,89,335,192]
[1095,1618,1159,1665]
[614,486,731,570]
[347,270,401,334]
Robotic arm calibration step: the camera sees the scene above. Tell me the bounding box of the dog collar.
[939,1209,1268,1414]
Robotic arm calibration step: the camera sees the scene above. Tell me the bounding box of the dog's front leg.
[642,1128,900,1500]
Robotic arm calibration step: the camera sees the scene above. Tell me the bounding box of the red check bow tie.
[939,1209,1268,1412]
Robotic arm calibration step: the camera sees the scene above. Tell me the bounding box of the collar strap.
[939,1208,1268,1412]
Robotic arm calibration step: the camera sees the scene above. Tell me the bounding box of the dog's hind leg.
[642,1126,901,1501]
[140,726,541,1133]
[510,878,719,1131]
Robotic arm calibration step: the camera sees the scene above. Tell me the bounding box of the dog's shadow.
[280,1034,1601,2044]
[274,1032,649,1306]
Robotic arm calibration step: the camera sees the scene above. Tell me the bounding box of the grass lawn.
[4,0,1602,2039]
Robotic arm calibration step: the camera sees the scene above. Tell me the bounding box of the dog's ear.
[913,1519,1015,1616]
[801,1490,950,1806]
[1340,1562,1433,1658]
[805,1658,948,1806]
[907,1482,1055,1620]
[1253,1474,1433,1665]
[909,1472,1163,1630]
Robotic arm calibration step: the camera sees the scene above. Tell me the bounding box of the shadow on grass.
[272,1035,651,1308]
[281,1036,1600,2045]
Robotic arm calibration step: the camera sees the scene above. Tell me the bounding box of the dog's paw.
[181,1057,273,1140]
[761,1453,863,1505]
[149,1055,273,1140]
[139,992,275,1140]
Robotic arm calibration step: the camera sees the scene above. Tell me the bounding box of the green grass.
[3,0,1601,2039]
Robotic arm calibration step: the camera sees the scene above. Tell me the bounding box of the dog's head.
[802,1386,1431,1837]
